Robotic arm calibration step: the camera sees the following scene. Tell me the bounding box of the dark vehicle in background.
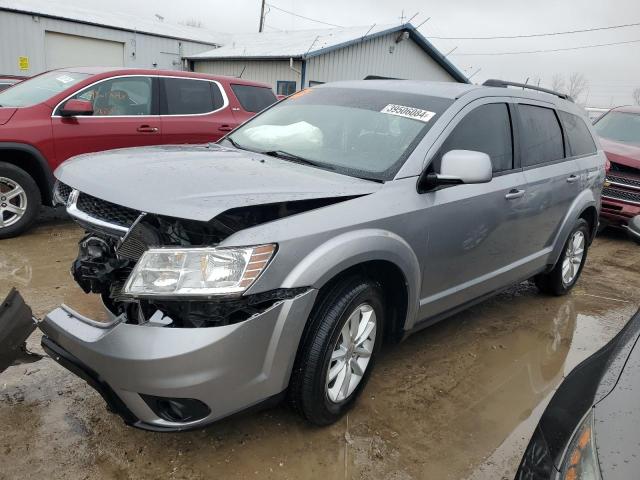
[515,308,640,480]
[0,67,276,238]
[0,76,26,92]
[594,106,640,229]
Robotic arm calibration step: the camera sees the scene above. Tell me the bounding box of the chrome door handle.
[505,189,525,200]
[137,125,159,133]
[567,175,579,183]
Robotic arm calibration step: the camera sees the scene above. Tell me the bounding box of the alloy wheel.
[562,230,585,286]
[326,303,377,403]
[0,177,28,229]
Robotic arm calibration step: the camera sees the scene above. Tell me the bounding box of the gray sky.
[84,0,639,106]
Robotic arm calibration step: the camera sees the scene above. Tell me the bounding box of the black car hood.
[54,144,381,222]
[592,328,640,478]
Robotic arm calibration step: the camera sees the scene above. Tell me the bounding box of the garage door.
[45,32,124,69]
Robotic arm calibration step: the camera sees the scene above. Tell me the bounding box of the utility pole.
[259,0,266,32]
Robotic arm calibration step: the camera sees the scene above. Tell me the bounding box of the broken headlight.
[123,244,276,297]
[560,409,602,480]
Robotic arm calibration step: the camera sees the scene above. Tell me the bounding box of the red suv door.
[52,75,162,162]
[159,77,237,143]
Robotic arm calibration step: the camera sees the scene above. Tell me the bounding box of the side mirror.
[627,216,640,245]
[60,99,93,117]
[418,150,493,193]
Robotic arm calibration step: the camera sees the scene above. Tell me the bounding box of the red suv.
[594,106,640,229]
[0,67,277,238]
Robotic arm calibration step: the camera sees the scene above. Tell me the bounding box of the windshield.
[594,111,640,145]
[224,86,452,180]
[0,71,90,107]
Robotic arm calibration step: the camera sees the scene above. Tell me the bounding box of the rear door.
[229,84,278,124]
[159,77,236,143]
[418,100,530,319]
[52,75,162,162]
[515,103,581,256]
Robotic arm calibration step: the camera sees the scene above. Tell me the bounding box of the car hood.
[0,107,17,125]
[592,322,640,479]
[600,137,640,169]
[55,144,382,222]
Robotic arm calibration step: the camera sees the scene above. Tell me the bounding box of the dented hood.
[55,144,381,221]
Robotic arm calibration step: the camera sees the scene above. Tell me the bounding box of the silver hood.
[54,144,381,222]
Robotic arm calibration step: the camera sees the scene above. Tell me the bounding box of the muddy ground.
[0,210,639,480]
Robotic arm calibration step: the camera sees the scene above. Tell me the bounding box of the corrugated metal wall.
[305,32,455,86]
[193,59,302,88]
[0,9,215,75]
[192,32,456,91]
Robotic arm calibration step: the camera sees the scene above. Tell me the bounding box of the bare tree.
[566,73,588,102]
[181,19,204,28]
[633,88,640,106]
[551,74,566,93]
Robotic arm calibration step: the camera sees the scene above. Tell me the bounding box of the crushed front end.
[40,182,318,431]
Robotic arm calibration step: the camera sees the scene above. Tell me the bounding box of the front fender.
[281,228,421,330]
[548,189,598,269]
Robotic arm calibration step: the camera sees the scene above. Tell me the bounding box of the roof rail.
[482,79,573,102]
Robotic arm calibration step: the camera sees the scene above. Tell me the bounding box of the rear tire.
[535,219,589,296]
[0,163,40,239]
[289,276,384,425]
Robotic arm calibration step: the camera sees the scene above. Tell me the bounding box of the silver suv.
[2,79,605,431]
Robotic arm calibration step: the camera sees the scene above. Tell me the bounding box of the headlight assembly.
[560,409,602,480]
[123,244,276,297]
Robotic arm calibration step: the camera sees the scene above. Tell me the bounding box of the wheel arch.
[0,143,54,205]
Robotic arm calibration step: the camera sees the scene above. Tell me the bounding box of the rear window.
[0,71,89,107]
[558,111,597,156]
[518,105,565,167]
[162,78,224,115]
[231,84,277,113]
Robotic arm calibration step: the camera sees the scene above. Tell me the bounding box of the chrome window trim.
[51,74,229,119]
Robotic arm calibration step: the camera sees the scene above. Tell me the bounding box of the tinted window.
[559,111,597,156]
[594,111,640,145]
[163,78,223,115]
[519,105,565,166]
[437,103,513,173]
[0,71,89,107]
[277,81,296,96]
[62,76,153,116]
[231,84,276,113]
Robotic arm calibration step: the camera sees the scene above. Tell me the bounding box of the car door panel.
[52,76,162,162]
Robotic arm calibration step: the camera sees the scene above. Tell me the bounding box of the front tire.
[290,276,384,425]
[0,163,41,239]
[535,219,589,296]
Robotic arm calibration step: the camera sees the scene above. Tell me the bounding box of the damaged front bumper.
[2,289,317,431]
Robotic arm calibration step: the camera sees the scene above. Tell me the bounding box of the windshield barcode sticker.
[380,104,436,123]
[56,75,75,84]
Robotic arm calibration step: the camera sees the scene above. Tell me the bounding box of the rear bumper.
[39,290,317,431]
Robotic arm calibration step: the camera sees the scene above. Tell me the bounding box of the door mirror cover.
[60,99,94,117]
[440,150,493,184]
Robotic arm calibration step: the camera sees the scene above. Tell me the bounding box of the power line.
[452,38,640,56]
[265,3,344,28]
[429,21,640,40]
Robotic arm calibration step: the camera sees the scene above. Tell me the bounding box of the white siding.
[305,32,455,86]
[0,10,215,75]
[193,59,302,89]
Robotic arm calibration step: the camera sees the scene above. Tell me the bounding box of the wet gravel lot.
[1,209,639,480]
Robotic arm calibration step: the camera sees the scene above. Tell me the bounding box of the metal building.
[188,24,468,95]
[0,0,226,76]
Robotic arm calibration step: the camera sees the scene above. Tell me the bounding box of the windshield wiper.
[260,150,335,170]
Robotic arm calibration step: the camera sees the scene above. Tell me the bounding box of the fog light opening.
[140,394,211,423]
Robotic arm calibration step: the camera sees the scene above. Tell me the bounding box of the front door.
[52,75,162,163]
[417,101,531,320]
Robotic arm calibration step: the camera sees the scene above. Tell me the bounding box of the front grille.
[55,182,72,204]
[610,161,640,176]
[607,174,640,190]
[76,193,141,228]
[602,186,640,205]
